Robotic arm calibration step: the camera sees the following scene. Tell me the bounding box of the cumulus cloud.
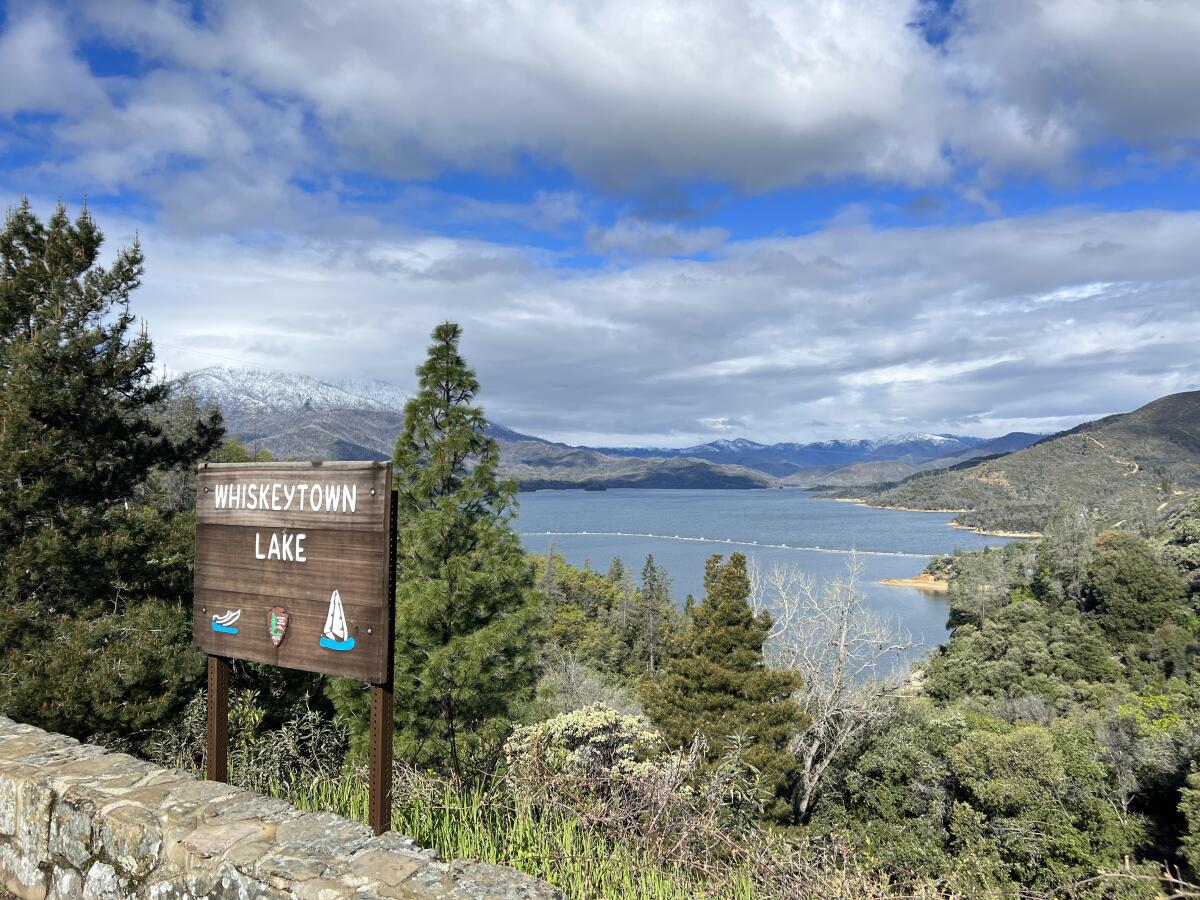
[4,1,1200,232]
[0,8,104,115]
[946,0,1200,176]
[77,0,949,191]
[29,0,1193,201]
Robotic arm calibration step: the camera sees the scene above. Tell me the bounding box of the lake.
[515,488,1017,657]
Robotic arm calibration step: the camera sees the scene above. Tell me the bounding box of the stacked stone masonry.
[0,717,561,899]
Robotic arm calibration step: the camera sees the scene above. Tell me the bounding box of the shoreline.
[878,574,949,593]
[816,495,1040,538]
[948,522,1042,539]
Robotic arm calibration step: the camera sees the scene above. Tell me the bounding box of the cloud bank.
[128,206,1200,445]
[3,1,1200,443]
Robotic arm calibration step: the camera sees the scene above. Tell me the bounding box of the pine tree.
[642,552,805,822]
[0,200,221,744]
[605,557,626,584]
[636,554,677,676]
[329,322,540,781]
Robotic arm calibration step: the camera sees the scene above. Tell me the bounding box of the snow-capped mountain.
[178,366,772,488]
[184,366,408,415]
[686,438,768,454]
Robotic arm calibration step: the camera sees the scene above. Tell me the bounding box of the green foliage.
[0,201,221,608]
[0,201,221,748]
[283,768,740,900]
[148,688,348,795]
[1159,497,1200,594]
[817,505,1200,893]
[538,552,629,669]
[328,322,541,781]
[535,549,684,683]
[211,435,274,463]
[642,553,805,823]
[925,594,1121,702]
[635,555,676,677]
[817,703,1144,894]
[1085,531,1187,646]
[944,543,1028,627]
[0,597,203,746]
[1180,770,1200,878]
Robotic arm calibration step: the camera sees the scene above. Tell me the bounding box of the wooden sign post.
[193,461,396,834]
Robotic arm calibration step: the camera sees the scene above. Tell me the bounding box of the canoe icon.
[211,609,241,635]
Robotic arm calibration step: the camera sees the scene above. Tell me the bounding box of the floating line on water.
[518,531,930,559]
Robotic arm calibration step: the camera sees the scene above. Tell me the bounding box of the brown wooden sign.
[194,461,394,684]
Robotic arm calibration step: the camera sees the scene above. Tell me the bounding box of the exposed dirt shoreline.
[948,522,1042,539]
[822,494,1041,589]
[878,574,949,592]
[821,496,1041,538]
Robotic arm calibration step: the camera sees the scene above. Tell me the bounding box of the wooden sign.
[193,461,395,683]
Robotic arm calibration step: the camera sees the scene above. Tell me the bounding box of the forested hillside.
[857,391,1200,533]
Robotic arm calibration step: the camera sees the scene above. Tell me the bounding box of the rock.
[0,716,560,899]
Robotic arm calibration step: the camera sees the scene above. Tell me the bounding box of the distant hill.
[788,432,1044,488]
[854,392,1200,533]
[182,366,772,489]
[590,432,991,477]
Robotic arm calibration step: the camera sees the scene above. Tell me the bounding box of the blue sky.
[2,0,1199,444]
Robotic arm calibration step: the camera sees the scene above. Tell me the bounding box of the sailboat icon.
[319,590,356,651]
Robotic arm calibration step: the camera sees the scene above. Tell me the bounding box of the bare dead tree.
[750,552,914,822]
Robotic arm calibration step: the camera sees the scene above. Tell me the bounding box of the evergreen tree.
[1085,530,1187,646]
[329,322,540,781]
[0,200,221,744]
[636,554,676,676]
[605,556,626,584]
[642,552,805,822]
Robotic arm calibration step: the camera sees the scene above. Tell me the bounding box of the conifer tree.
[637,554,676,676]
[605,557,626,584]
[0,200,221,742]
[330,322,540,781]
[642,552,805,822]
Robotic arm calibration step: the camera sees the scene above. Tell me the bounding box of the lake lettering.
[254,530,306,562]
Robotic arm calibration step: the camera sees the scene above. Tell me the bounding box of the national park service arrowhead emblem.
[268,607,289,647]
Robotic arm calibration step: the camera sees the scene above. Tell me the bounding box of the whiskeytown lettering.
[211,481,358,513]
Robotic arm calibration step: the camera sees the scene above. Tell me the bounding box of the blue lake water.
[515,488,1017,656]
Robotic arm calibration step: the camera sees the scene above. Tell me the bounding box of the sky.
[2,0,1199,446]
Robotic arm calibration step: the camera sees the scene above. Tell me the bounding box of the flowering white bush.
[504,703,661,780]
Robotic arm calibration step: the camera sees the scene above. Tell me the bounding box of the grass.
[273,771,753,899]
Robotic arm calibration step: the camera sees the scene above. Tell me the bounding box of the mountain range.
[182,366,1044,490]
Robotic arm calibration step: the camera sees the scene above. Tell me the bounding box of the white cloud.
[0,7,105,115]
[70,0,951,191]
[80,203,1197,445]
[6,1,1200,228]
[55,0,1200,200]
[947,0,1200,177]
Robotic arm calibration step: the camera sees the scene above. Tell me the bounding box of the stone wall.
[0,717,560,899]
